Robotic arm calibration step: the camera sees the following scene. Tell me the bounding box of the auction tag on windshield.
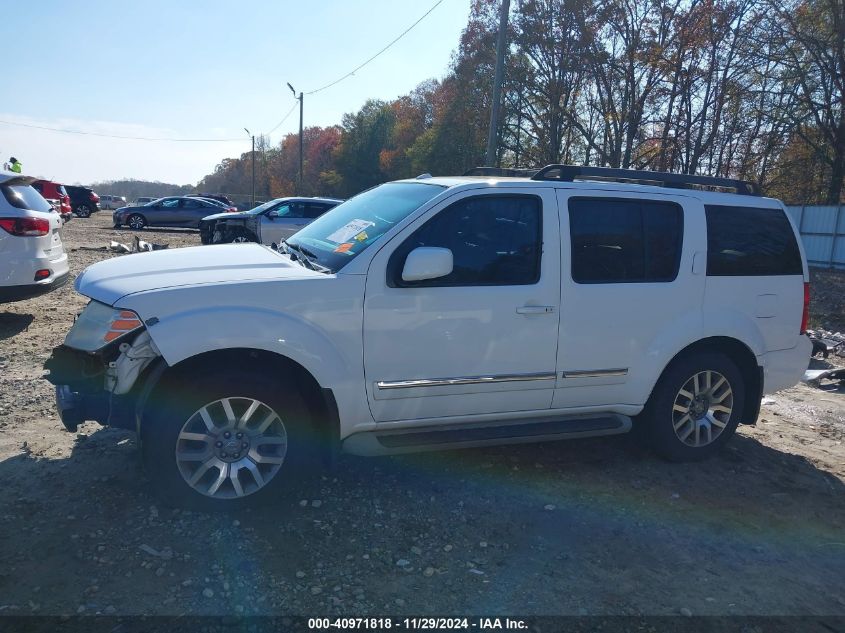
[326,219,375,244]
[333,242,354,254]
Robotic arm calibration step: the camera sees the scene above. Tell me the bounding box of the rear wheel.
[141,368,318,509]
[644,352,745,461]
[127,214,147,230]
[75,204,92,218]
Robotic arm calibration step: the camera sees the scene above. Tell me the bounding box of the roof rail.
[463,167,540,177]
[530,165,760,196]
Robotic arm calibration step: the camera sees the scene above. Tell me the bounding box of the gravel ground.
[0,212,843,618]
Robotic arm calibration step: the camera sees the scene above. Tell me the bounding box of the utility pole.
[244,128,255,207]
[485,0,511,167]
[287,82,304,194]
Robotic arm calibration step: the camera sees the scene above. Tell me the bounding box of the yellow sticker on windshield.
[354,231,368,242]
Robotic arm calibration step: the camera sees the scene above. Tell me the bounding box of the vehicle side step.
[342,414,632,456]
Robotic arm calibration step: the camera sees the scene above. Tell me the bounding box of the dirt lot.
[0,211,844,618]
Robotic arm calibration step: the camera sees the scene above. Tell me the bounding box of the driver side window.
[161,199,180,209]
[388,194,542,287]
[268,203,305,218]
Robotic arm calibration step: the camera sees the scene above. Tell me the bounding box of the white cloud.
[0,114,247,186]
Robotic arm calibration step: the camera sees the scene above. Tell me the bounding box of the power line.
[267,102,299,136]
[304,0,445,96]
[3,1,446,146]
[0,119,244,142]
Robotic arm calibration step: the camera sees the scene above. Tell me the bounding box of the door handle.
[516,305,556,315]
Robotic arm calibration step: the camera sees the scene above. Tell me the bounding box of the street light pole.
[485,0,511,167]
[287,82,304,194]
[244,128,255,207]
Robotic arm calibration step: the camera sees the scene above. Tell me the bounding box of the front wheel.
[141,369,318,509]
[127,214,147,230]
[229,228,256,244]
[643,352,745,462]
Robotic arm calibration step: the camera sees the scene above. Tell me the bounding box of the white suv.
[45,166,811,508]
[0,172,69,302]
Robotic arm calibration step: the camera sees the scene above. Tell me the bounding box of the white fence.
[785,205,845,270]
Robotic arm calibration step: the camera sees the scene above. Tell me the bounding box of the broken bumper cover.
[44,344,135,432]
[53,385,135,432]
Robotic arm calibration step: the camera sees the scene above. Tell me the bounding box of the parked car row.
[114,195,339,248]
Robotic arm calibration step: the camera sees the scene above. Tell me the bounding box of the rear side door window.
[304,203,331,219]
[568,197,683,283]
[704,205,802,276]
[388,194,542,287]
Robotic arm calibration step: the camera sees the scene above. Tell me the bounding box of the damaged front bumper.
[44,333,163,433]
[44,344,132,432]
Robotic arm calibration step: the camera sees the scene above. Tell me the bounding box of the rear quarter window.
[1,184,52,212]
[705,205,802,276]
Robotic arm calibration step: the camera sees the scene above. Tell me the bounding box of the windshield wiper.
[282,241,330,273]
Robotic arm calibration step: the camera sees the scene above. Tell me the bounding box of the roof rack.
[530,165,760,196]
[463,167,540,178]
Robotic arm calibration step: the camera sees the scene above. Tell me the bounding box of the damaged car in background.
[199,196,342,245]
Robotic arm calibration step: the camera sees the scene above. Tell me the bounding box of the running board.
[342,414,632,456]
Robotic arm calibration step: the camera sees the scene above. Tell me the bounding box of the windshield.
[244,199,284,215]
[286,182,445,273]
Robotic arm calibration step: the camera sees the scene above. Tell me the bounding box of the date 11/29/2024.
[307,618,528,630]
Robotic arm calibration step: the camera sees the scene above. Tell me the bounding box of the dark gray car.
[113,197,225,230]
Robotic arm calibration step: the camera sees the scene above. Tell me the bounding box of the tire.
[127,214,147,230]
[229,228,256,244]
[643,352,745,462]
[75,204,92,218]
[141,367,319,510]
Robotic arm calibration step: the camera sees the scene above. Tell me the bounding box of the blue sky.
[0,0,470,186]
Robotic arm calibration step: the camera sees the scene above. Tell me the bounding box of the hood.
[75,244,323,305]
[201,210,253,221]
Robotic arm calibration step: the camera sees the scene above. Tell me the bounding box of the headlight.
[64,301,144,352]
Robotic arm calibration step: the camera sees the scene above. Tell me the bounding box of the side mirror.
[402,247,453,282]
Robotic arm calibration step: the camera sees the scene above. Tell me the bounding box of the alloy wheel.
[175,397,288,499]
[671,370,733,447]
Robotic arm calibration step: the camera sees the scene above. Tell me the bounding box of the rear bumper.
[0,270,69,303]
[759,336,812,394]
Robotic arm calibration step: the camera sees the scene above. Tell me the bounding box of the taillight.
[90,192,99,202]
[104,310,143,343]
[0,217,51,236]
[801,282,810,334]
[34,269,50,281]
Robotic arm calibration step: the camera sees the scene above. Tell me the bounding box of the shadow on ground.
[0,312,34,340]
[0,425,843,616]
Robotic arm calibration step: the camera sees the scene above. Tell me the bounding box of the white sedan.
[0,172,69,302]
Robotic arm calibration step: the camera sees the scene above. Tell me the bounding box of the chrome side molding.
[561,368,628,379]
[376,372,556,390]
